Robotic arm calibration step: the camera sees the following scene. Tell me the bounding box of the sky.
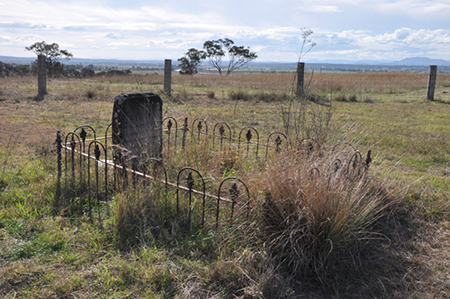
[0,0,449,62]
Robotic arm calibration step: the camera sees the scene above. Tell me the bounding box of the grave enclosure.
[55,92,371,231]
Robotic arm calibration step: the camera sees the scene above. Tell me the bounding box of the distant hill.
[387,57,450,66]
[0,55,35,64]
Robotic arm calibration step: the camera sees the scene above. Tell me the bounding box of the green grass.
[2,72,450,298]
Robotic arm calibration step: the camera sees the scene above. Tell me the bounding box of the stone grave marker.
[112,93,162,160]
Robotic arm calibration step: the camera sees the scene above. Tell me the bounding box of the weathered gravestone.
[112,93,162,161]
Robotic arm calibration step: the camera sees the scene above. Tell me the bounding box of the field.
[1,71,450,298]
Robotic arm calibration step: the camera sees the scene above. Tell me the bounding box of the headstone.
[112,93,163,160]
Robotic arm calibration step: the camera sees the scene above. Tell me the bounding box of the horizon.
[1,0,449,62]
[1,54,449,67]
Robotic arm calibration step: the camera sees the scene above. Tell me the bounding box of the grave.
[112,93,162,161]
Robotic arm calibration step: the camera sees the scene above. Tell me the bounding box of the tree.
[203,38,257,75]
[177,48,206,75]
[25,41,73,77]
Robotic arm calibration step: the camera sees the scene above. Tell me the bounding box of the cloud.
[0,22,47,29]
[303,5,343,12]
[394,28,412,40]
[107,42,129,46]
[63,26,91,32]
[0,36,11,43]
[105,33,124,39]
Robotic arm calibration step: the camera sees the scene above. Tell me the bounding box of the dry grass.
[2,72,450,297]
[249,148,392,274]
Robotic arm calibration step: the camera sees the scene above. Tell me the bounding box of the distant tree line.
[0,61,133,78]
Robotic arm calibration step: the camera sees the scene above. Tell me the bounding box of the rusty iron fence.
[55,116,371,230]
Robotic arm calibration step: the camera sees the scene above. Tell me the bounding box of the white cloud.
[303,5,343,12]
[394,28,412,40]
[105,33,124,39]
[107,42,129,46]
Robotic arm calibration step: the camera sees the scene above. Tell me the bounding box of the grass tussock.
[249,148,395,276]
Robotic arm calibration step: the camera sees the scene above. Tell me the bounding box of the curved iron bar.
[213,122,232,151]
[113,147,132,191]
[64,132,82,203]
[147,158,168,194]
[176,167,206,228]
[74,125,97,154]
[162,117,178,151]
[307,167,320,180]
[347,151,363,177]
[191,118,208,143]
[298,138,321,155]
[181,117,189,149]
[331,141,357,153]
[265,131,288,160]
[216,177,251,228]
[55,131,62,211]
[330,158,342,174]
[105,122,113,148]
[87,141,108,210]
[238,126,259,157]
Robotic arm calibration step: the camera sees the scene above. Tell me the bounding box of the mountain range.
[306,57,450,66]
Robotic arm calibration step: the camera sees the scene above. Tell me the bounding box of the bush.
[334,94,347,102]
[207,90,215,99]
[254,91,287,102]
[349,94,358,102]
[86,90,95,99]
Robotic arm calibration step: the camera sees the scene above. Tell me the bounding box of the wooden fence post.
[427,65,437,101]
[296,62,305,97]
[35,54,47,101]
[164,59,172,96]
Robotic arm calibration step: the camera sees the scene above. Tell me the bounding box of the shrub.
[86,90,95,99]
[349,94,358,102]
[207,90,215,99]
[254,91,288,102]
[334,94,347,102]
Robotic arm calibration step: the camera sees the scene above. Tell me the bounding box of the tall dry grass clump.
[249,148,394,275]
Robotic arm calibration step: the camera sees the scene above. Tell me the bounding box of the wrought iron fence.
[55,116,371,230]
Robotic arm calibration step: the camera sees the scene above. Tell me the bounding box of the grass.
[1,71,450,297]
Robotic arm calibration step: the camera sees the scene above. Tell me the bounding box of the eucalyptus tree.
[203,38,257,75]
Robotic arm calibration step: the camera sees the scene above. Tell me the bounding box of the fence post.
[296,62,305,97]
[164,59,172,96]
[55,131,62,214]
[35,54,47,101]
[427,65,437,101]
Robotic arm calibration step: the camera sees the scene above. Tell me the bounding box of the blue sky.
[0,0,449,62]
